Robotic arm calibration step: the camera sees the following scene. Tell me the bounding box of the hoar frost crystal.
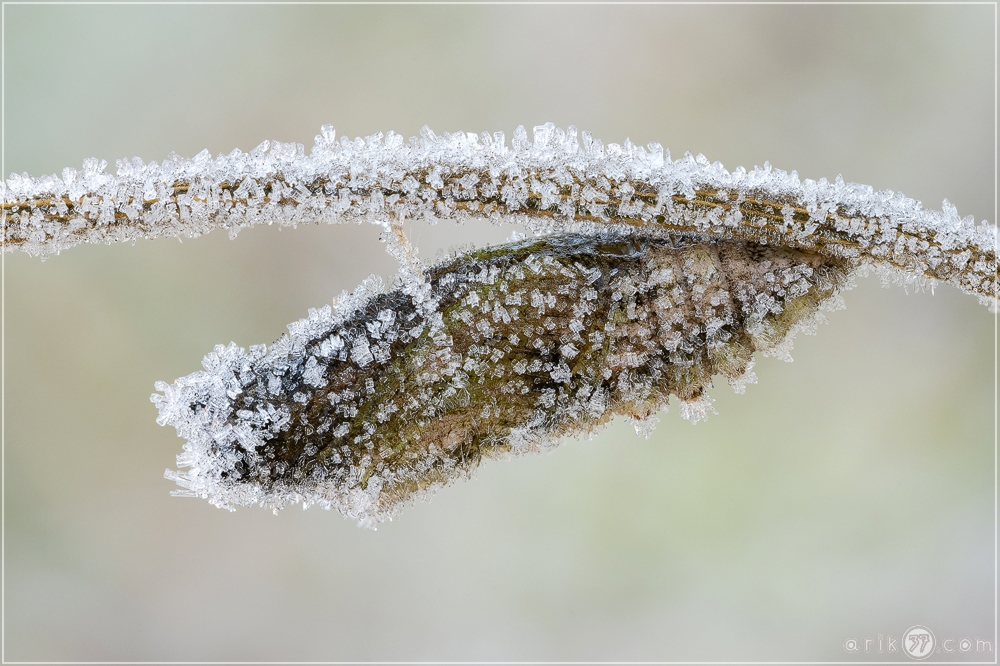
[3,124,995,525]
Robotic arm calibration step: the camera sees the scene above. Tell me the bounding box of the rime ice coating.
[152,232,852,524]
[8,124,995,524]
[3,123,996,307]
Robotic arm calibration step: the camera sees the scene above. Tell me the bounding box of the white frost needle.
[3,124,996,525]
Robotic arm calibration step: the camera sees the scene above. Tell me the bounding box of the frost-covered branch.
[152,231,852,524]
[3,124,996,307]
[7,124,995,525]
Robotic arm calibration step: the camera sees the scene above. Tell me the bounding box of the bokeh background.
[3,4,995,662]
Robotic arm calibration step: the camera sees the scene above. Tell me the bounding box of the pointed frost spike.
[647,142,665,167]
[250,140,270,157]
[419,125,438,144]
[5,125,994,310]
[81,157,105,176]
[565,125,579,153]
[551,126,566,149]
[630,414,660,439]
[513,125,530,153]
[532,122,554,149]
[679,396,717,424]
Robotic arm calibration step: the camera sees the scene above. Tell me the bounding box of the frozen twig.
[3,123,996,307]
[6,124,995,525]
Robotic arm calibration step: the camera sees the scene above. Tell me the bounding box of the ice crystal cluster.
[4,124,996,524]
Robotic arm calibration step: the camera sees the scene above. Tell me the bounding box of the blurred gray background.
[3,4,994,662]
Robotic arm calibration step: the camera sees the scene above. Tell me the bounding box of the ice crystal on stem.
[5,123,995,525]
